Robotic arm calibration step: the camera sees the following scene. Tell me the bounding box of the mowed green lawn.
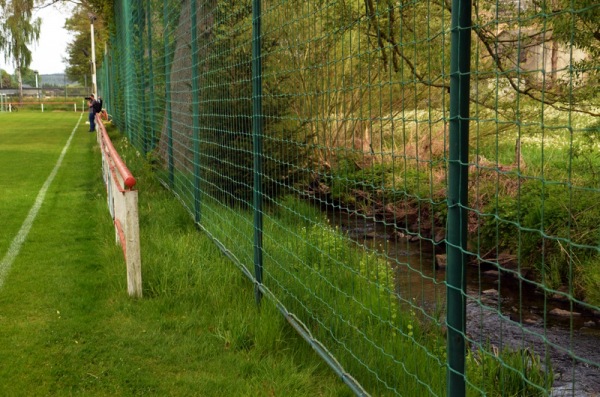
[0,112,349,396]
[0,112,83,254]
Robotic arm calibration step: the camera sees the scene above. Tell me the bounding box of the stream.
[326,210,600,396]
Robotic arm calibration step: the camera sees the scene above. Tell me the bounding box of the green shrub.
[580,257,600,307]
[480,180,600,301]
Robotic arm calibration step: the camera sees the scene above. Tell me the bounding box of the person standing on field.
[88,94,97,132]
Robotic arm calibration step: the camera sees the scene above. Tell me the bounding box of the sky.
[0,2,74,75]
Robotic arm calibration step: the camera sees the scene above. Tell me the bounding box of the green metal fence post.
[163,0,174,187]
[136,0,147,153]
[446,0,472,394]
[191,0,201,223]
[104,48,110,113]
[115,2,123,126]
[252,0,264,305]
[122,0,134,141]
[112,7,123,129]
[146,0,156,150]
[110,33,118,125]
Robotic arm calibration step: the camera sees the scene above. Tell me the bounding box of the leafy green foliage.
[194,0,308,206]
[542,0,600,77]
[64,5,107,86]
[480,180,600,300]
[581,257,600,307]
[466,346,553,396]
[0,0,41,66]
[0,68,14,87]
[0,0,41,99]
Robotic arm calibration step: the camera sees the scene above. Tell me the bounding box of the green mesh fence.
[98,0,600,395]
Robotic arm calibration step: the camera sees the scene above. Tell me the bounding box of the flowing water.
[325,209,600,395]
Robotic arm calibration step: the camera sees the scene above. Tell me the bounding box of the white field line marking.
[0,113,84,290]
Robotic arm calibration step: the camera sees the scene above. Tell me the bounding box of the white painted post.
[90,14,98,97]
[110,176,141,298]
[124,191,142,298]
[41,103,44,113]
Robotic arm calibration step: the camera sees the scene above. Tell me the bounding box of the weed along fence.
[98,0,600,395]
[96,115,142,298]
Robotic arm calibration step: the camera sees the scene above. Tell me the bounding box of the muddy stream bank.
[324,210,600,396]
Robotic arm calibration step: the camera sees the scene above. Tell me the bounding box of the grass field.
[0,112,350,396]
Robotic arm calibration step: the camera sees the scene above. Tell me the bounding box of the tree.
[539,0,599,94]
[19,67,37,87]
[0,0,5,52]
[324,0,598,116]
[29,0,110,86]
[0,0,41,101]
[465,0,599,115]
[64,5,107,86]
[0,69,13,88]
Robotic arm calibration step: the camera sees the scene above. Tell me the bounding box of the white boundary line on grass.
[0,113,84,290]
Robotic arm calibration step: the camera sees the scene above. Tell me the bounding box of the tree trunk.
[17,64,23,103]
[550,40,559,87]
[515,138,525,169]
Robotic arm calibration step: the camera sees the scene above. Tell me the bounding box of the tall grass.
[112,131,553,394]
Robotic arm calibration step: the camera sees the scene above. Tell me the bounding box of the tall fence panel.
[99,0,600,395]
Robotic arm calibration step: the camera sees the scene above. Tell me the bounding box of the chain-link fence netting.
[99,0,600,395]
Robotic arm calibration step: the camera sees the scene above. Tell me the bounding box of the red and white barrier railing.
[96,114,142,298]
[4,101,78,112]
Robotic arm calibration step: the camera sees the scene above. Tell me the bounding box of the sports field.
[0,112,86,286]
[0,112,348,396]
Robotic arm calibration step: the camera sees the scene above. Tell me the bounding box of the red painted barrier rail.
[96,114,142,298]
[96,115,137,189]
